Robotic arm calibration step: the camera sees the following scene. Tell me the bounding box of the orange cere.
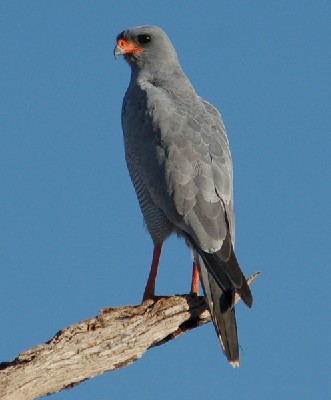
[117,38,143,54]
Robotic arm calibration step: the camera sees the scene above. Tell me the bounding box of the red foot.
[190,262,199,295]
[142,243,162,301]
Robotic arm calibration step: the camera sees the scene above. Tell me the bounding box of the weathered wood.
[0,272,259,400]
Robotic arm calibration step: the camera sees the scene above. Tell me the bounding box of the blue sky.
[1,1,330,399]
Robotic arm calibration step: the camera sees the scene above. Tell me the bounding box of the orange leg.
[190,261,199,295]
[143,243,162,301]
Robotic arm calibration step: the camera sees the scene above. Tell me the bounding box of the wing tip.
[239,280,253,308]
[243,291,253,308]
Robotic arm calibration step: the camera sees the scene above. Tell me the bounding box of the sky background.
[1,1,330,399]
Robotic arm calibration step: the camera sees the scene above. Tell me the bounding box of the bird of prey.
[114,25,253,367]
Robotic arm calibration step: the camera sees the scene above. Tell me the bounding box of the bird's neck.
[130,64,196,99]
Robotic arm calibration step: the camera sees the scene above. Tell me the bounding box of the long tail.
[194,245,253,367]
[195,253,239,366]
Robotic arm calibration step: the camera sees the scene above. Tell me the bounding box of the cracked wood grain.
[0,272,259,400]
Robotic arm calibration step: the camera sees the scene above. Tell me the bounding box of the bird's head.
[114,25,179,71]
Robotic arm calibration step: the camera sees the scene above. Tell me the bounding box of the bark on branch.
[0,273,259,400]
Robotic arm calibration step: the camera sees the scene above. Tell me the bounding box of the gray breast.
[122,85,174,244]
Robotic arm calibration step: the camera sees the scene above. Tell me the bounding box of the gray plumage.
[115,25,253,366]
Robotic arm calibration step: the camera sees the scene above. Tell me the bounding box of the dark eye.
[137,34,152,44]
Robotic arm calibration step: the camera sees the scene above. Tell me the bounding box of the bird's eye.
[137,34,152,44]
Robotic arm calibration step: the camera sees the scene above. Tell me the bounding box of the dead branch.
[0,273,259,400]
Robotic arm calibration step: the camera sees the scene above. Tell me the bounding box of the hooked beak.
[114,44,124,58]
[113,38,143,58]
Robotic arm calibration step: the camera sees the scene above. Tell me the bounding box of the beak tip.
[114,45,123,58]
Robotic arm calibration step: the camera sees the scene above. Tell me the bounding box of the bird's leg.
[190,261,200,295]
[142,243,162,301]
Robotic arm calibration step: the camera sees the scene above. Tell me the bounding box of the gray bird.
[114,25,253,367]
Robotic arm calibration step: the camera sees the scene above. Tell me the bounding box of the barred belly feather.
[127,157,174,244]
